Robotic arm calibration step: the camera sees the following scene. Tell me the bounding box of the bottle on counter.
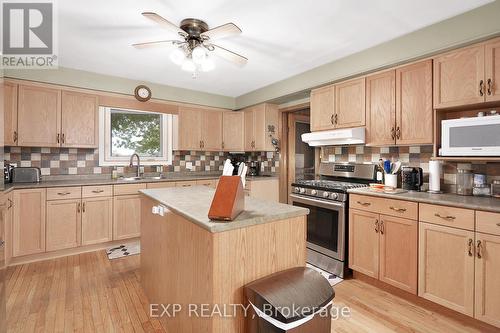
[112,166,118,180]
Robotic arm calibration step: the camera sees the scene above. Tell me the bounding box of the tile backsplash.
[4,147,280,177]
[321,145,500,193]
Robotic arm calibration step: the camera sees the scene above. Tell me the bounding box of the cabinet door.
[310,85,335,132]
[46,199,81,251]
[61,91,98,148]
[335,77,365,128]
[4,81,18,146]
[348,209,379,278]
[379,215,418,294]
[222,111,244,151]
[475,232,500,328]
[201,110,223,151]
[244,108,255,151]
[17,84,61,147]
[366,70,395,146]
[81,197,113,246]
[178,107,202,150]
[113,194,141,240]
[418,222,475,316]
[396,60,433,145]
[254,104,279,151]
[433,45,485,108]
[485,37,500,102]
[2,194,13,265]
[12,189,46,257]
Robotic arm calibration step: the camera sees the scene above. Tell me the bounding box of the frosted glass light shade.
[170,48,185,65]
[181,58,196,72]
[192,46,207,65]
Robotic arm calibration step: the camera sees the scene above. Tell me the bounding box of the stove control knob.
[299,188,306,194]
[294,187,300,193]
[311,189,317,195]
[322,192,330,198]
[330,193,339,200]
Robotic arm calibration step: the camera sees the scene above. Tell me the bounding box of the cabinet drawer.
[176,181,196,188]
[113,183,147,195]
[47,186,81,200]
[476,211,500,236]
[349,194,417,220]
[82,185,113,198]
[196,179,217,187]
[419,203,474,231]
[146,182,176,189]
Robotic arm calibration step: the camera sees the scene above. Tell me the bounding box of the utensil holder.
[384,174,398,188]
[208,176,245,221]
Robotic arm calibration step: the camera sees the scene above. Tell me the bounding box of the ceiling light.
[181,58,196,72]
[170,48,185,65]
[200,57,215,72]
[192,46,207,65]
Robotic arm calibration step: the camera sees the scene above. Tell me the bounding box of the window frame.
[98,106,174,166]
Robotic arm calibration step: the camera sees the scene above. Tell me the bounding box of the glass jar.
[473,185,491,197]
[492,180,500,198]
[456,169,473,196]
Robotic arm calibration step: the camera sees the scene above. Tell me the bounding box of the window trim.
[98,106,174,166]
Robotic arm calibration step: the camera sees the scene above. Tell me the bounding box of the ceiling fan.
[133,12,247,76]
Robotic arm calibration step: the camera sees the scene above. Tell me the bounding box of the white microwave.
[441,115,500,156]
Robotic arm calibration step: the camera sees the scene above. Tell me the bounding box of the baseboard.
[9,237,140,266]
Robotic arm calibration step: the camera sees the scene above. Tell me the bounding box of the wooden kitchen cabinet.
[222,111,244,151]
[418,222,475,316]
[366,70,396,146]
[349,209,379,278]
[201,110,223,151]
[46,199,81,251]
[17,84,61,147]
[243,103,279,151]
[474,232,500,328]
[310,85,335,132]
[0,193,13,266]
[485,37,500,102]
[379,215,418,294]
[12,189,46,257]
[81,197,113,245]
[334,77,366,128]
[4,81,18,146]
[61,91,99,148]
[178,106,203,150]
[113,194,141,240]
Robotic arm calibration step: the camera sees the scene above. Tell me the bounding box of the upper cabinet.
[4,81,18,146]
[334,77,366,128]
[61,91,99,148]
[17,84,61,147]
[310,85,335,132]
[434,38,500,108]
[243,103,279,152]
[222,111,244,151]
[178,107,223,151]
[367,60,433,146]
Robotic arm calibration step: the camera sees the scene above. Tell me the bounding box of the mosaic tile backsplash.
[4,147,280,177]
[321,145,500,193]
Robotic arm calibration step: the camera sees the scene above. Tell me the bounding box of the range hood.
[301,127,365,146]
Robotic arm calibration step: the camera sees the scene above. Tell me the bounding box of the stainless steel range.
[290,162,376,278]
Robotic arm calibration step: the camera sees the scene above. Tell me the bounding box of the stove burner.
[294,179,369,191]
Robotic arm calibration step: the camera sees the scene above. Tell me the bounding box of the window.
[99,107,175,166]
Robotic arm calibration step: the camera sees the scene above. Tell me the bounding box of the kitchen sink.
[118,176,166,182]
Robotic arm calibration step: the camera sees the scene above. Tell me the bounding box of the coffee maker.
[229,154,246,176]
[248,161,260,176]
[401,167,424,191]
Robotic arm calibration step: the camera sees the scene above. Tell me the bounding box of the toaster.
[11,167,42,183]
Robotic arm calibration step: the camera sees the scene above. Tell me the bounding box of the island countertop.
[140,186,309,233]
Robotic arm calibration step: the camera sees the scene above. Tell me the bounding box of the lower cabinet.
[12,189,46,257]
[113,194,141,240]
[349,209,379,278]
[81,197,113,245]
[46,199,82,251]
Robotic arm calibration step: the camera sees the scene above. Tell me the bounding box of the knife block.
[208,176,245,221]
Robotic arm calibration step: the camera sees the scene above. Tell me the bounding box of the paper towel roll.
[429,160,441,192]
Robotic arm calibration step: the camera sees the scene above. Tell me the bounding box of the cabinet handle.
[375,219,379,233]
[91,189,104,193]
[356,201,371,206]
[479,80,484,96]
[202,140,205,148]
[221,142,225,149]
[8,198,13,209]
[82,202,86,213]
[477,240,482,259]
[390,206,407,213]
[57,192,71,196]
[468,238,474,257]
[434,213,456,220]
[13,131,18,143]
[396,126,401,140]
[334,113,338,125]
[62,133,65,144]
[77,202,81,213]
[330,114,334,124]
[391,127,396,140]
[487,78,492,95]
[380,220,384,235]
[57,133,60,143]
[496,223,500,227]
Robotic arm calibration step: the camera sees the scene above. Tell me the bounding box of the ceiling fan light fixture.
[192,45,207,65]
[200,57,215,72]
[170,47,185,65]
[181,58,196,72]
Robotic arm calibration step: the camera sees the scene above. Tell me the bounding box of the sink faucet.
[129,153,141,177]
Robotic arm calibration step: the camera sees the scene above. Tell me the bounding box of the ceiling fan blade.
[211,44,247,66]
[132,40,180,49]
[200,23,241,41]
[142,12,186,36]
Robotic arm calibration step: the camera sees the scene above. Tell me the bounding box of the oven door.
[290,194,345,261]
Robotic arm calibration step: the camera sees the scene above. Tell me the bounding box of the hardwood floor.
[6,251,497,333]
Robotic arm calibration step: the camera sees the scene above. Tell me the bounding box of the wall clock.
[134,85,152,102]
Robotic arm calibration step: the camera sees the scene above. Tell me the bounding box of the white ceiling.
[58,0,491,97]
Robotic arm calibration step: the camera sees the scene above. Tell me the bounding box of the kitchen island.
[140,186,309,333]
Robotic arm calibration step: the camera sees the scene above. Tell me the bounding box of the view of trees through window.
[110,110,162,157]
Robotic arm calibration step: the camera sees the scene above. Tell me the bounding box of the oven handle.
[290,194,346,210]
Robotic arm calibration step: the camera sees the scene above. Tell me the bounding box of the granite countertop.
[348,187,500,213]
[140,186,309,233]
